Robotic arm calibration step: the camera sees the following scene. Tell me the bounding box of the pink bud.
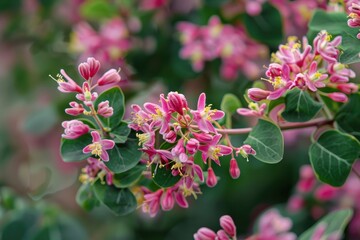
[65,101,84,116]
[97,69,121,86]
[336,83,358,94]
[61,120,89,139]
[229,158,240,179]
[248,88,270,101]
[87,57,100,78]
[78,63,90,80]
[167,91,188,115]
[206,168,218,187]
[186,138,199,155]
[193,132,213,143]
[216,230,229,240]
[97,100,113,117]
[220,215,236,237]
[314,185,338,201]
[328,92,348,103]
[194,228,217,240]
[266,63,283,78]
[287,195,304,212]
[57,69,83,93]
[160,188,175,211]
[174,191,189,208]
[164,131,177,143]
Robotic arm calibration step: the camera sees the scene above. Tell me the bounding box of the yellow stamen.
[89,142,103,157]
[136,133,149,146]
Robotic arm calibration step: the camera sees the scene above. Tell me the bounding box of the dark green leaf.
[340,30,360,64]
[336,94,360,140]
[113,164,146,188]
[95,87,125,129]
[76,184,100,211]
[299,209,353,240]
[309,130,360,186]
[244,3,283,47]
[60,134,92,162]
[110,121,131,144]
[244,119,284,163]
[92,181,137,216]
[152,164,181,188]
[220,93,241,114]
[281,89,322,122]
[104,138,142,173]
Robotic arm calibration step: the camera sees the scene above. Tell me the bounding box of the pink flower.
[314,185,338,201]
[229,158,240,179]
[97,69,121,86]
[194,227,217,240]
[136,124,156,148]
[144,94,171,134]
[61,120,89,139]
[198,134,232,165]
[83,131,115,161]
[287,195,305,212]
[53,69,82,93]
[206,167,218,187]
[191,93,225,133]
[219,215,236,237]
[247,88,271,101]
[78,57,100,80]
[97,100,113,118]
[167,91,188,115]
[160,188,175,211]
[327,92,348,103]
[328,63,355,83]
[237,102,266,117]
[235,144,256,160]
[186,138,200,155]
[76,82,98,106]
[142,188,163,217]
[80,157,113,185]
[65,101,85,116]
[336,83,358,94]
[313,30,342,63]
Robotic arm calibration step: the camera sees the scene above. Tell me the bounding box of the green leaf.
[60,134,92,162]
[244,119,284,164]
[92,181,137,216]
[340,30,360,64]
[80,0,117,20]
[244,3,283,47]
[95,87,125,129]
[309,130,360,186]
[76,184,100,211]
[110,121,131,144]
[299,209,353,240]
[152,164,181,188]
[336,94,360,140]
[104,138,142,173]
[281,89,322,122]
[22,105,58,135]
[113,164,146,188]
[220,93,241,114]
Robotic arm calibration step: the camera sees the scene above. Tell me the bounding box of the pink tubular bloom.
[258,209,296,240]
[83,131,115,161]
[97,100,113,118]
[191,93,225,133]
[247,88,271,101]
[206,167,218,187]
[237,102,266,117]
[194,227,217,240]
[80,157,113,185]
[287,195,305,213]
[314,185,338,201]
[78,57,100,80]
[186,138,200,155]
[235,144,256,160]
[65,101,85,116]
[97,69,121,86]
[160,188,175,211]
[336,83,359,94]
[76,82,98,106]
[219,215,236,237]
[229,158,240,179]
[61,120,89,139]
[143,188,163,217]
[55,69,83,93]
[199,134,233,165]
[313,31,341,63]
[167,91,188,115]
[327,92,348,103]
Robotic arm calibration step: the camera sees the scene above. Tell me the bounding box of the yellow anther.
[89,142,103,157]
[136,133,149,146]
[287,36,298,43]
[272,76,285,89]
[249,102,259,111]
[210,147,221,160]
[349,13,358,19]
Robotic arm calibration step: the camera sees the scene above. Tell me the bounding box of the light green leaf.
[299,209,353,240]
[92,181,137,216]
[309,130,360,186]
[220,93,241,114]
[282,89,322,122]
[80,0,117,20]
[244,119,284,163]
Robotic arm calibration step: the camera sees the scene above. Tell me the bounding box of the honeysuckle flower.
[65,101,85,116]
[97,100,113,118]
[237,102,266,117]
[61,120,89,139]
[313,30,341,63]
[78,57,100,80]
[297,165,316,193]
[206,167,218,187]
[143,94,171,134]
[76,82,98,106]
[136,124,156,148]
[83,131,115,161]
[314,185,338,201]
[79,157,113,185]
[328,63,356,83]
[194,227,217,240]
[199,134,232,165]
[347,3,360,39]
[186,138,200,155]
[235,144,256,160]
[327,92,348,103]
[164,130,177,143]
[52,69,82,93]
[167,91,189,115]
[191,93,225,133]
[160,188,175,211]
[247,88,271,101]
[97,69,121,86]
[129,104,151,131]
[142,188,163,217]
[216,230,229,240]
[287,195,305,212]
[336,83,359,94]
[220,215,236,238]
[304,61,327,91]
[229,158,240,179]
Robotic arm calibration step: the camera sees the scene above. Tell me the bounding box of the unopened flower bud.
[336,83,358,94]
[87,57,100,78]
[97,69,121,86]
[78,63,90,80]
[266,63,282,78]
[193,132,213,142]
[328,92,348,103]
[314,185,337,201]
[229,158,240,179]
[62,120,89,139]
[164,131,177,143]
[216,230,229,240]
[186,138,199,155]
[65,101,84,116]
[97,100,113,117]
[206,168,218,187]
[194,227,217,240]
[248,88,270,101]
[161,188,175,211]
[220,215,236,237]
[167,91,188,115]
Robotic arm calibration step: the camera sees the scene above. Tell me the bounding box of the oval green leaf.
[309,130,360,186]
[281,89,322,122]
[244,119,284,164]
[60,134,92,162]
[76,184,100,211]
[152,164,181,188]
[113,164,146,188]
[92,181,137,216]
[220,93,241,114]
[335,94,360,141]
[110,121,131,144]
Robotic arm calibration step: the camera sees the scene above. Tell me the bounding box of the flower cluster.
[71,18,132,67]
[129,92,255,217]
[347,1,360,39]
[53,57,121,184]
[177,16,267,80]
[248,31,357,104]
[194,215,237,240]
